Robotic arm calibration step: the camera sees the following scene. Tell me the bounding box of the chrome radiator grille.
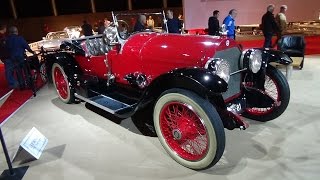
[213,47,242,100]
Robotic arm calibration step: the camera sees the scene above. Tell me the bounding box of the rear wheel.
[153,88,225,170]
[244,66,290,121]
[52,63,74,103]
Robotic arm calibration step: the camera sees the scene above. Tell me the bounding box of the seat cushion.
[278,35,306,55]
[283,49,304,57]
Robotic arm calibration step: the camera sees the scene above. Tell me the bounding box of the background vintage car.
[42,12,292,170]
[38,26,81,50]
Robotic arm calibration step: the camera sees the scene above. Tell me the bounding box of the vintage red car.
[42,12,292,170]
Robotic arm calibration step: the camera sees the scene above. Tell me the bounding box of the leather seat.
[278,35,306,69]
[82,37,109,56]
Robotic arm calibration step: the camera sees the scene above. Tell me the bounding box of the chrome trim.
[230,68,247,76]
[87,90,131,107]
[75,93,116,114]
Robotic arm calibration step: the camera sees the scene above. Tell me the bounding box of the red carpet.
[0,65,45,125]
[238,35,320,55]
[0,64,11,99]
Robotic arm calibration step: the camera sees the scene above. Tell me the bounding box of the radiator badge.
[226,40,230,47]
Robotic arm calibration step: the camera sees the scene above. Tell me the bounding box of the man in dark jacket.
[133,15,146,32]
[208,10,220,36]
[81,20,93,36]
[5,26,34,89]
[166,10,181,33]
[261,4,280,48]
[0,23,13,88]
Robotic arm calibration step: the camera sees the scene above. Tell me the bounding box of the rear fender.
[49,52,82,87]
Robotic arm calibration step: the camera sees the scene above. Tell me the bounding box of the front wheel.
[51,63,74,103]
[244,65,290,121]
[153,88,225,170]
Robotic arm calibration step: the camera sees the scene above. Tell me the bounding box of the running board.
[74,93,133,115]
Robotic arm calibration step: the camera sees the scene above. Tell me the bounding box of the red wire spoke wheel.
[154,88,225,170]
[52,63,74,103]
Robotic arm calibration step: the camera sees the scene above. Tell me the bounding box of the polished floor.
[1,55,320,180]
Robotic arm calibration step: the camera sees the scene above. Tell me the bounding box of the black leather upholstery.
[278,35,306,69]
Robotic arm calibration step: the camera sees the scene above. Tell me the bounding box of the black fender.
[242,48,292,90]
[139,68,228,109]
[260,48,293,65]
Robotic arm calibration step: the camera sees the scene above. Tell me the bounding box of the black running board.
[75,93,135,115]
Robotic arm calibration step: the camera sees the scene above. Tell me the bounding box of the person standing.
[261,4,280,48]
[5,26,35,89]
[275,5,288,45]
[133,15,146,32]
[223,9,237,39]
[208,10,220,36]
[166,10,181,34]
[0,23,12,88]
[146,16,155,29]
[81,20,93,36]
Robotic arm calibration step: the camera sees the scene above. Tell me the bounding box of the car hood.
[137,33,239,68]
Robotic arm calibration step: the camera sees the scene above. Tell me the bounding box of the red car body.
[43,12,291,170]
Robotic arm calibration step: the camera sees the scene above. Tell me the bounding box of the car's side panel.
[109,33,157,84]
[103,33,238,87]
[139,34,239,82]
[75,55,108,79]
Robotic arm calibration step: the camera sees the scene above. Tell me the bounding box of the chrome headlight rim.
[249,49,262,73]
[205,58,230,83]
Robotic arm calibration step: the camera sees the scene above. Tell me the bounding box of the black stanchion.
[0,127,28,180]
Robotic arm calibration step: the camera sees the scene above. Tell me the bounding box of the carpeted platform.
[0,63,45,125]
[0,64,10,99]
[238,35,320,55]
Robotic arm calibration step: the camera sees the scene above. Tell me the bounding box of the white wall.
[183,0,320,29]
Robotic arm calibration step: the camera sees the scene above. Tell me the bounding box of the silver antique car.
[38,26,81,51]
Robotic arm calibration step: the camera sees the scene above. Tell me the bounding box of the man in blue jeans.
[0,23,15,88]
[5,26,34,89]
[223,9,237,39]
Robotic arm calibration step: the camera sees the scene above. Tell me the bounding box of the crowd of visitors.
[208,4,288,45]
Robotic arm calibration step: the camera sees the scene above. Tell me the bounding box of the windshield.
[113,12,167,40]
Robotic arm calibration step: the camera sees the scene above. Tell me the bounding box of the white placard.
[20,127,48,159]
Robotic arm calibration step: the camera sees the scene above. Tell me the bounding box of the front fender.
[140,68,228,108]
[242,48,292,90]
[260,48,293,65]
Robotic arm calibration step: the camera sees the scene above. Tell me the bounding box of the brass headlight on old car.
[205,58,230,83]
[249,49,262,73]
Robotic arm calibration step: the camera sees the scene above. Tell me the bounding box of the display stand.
[0,128,28,180]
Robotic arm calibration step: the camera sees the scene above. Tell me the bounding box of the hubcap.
[54,66,68,100]
[159,102,209,161]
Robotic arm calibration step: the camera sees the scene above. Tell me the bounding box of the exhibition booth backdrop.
[183,0,320,30]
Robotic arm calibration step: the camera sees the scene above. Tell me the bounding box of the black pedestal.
[0,166,29,180]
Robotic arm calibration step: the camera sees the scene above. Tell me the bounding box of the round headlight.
[249,49,262,73]
[205,58,230,83]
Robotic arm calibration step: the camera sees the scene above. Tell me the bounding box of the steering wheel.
[116,20,130,40]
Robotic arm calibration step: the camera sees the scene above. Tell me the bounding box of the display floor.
[1,55,320,180]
